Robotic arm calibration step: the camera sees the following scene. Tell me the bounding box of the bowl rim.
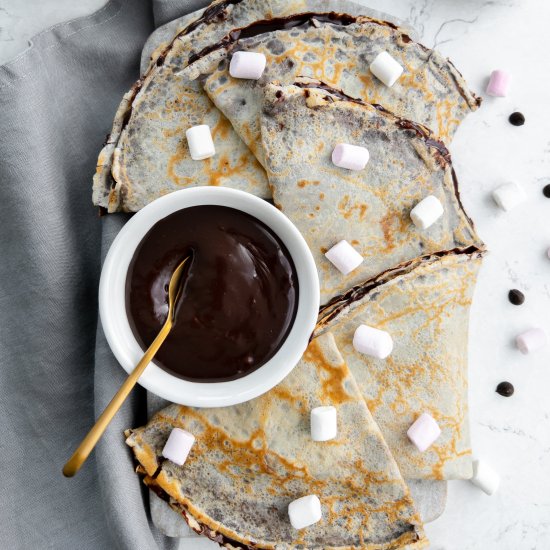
[99,187,320,407]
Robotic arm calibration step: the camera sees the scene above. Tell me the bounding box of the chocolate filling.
[188,12,361,64]
[183,0,244,37]
[316,245,484,330]
[146,478,259,549]
[145,476,421,550]
[291,79,451,161]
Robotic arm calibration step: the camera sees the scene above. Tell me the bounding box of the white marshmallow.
[229,51,266,80]
[185,125,215,160]
[492,181,526,211]
[516,328,547,354]
[369,51,404,87]
[288,495,322,530]
[162,428,195,466]
[410,195,444,230]
[331,143,370,171]
[353,325,393,359]
[310,406,337,442]
[407,413,441,452]
[470,459,500,495]
[325,240,363,275]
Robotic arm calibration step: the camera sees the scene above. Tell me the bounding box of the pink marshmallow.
[486,70,510,97]
[162,428,195,466]
[407,413,441,452]
[331,143,370,171]
[516,328,547,354]
[229,51,266,80]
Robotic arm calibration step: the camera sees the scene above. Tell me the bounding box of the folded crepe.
[126,332,428,549]
[315,251,483,480]
[183,12,481,168]
[93,0,313,212]
[259,80,483,304]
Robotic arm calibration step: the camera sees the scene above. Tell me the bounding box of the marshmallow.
[369,51,404,87]
[185,125,215,160]
[311,406,337,442]
[516,328,547,354]
[492,181,526,211]
[162,428,195,466]
[229,51,266,80]
[470,459,500,495]
[353,325,393,359]
[486,70,510,97]
[407,413,441,452]
[331,143,370,171]
[325,240,363,275]
[410,195,444,230]
[288,495,322,530]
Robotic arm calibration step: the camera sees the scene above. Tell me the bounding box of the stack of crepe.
[95,1,486,547]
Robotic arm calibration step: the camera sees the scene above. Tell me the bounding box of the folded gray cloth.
[0,1,209,548]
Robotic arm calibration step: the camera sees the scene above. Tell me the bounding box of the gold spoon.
[62,255,191,478]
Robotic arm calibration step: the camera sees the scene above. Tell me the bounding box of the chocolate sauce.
[126,206,298,382]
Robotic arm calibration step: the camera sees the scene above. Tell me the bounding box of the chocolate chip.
[508,289,525,305]
[508,112,525,126]
[496,381,514,397]
[543,184,550,198]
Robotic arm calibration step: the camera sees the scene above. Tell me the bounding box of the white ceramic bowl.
[99,187,319,407]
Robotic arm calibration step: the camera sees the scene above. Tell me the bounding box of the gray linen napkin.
[0,1,208,548]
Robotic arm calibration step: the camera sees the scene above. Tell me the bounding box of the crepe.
[314,251,483,480]
[184,12,481,168]
[259,80,483,304]
[93,0,317,212]
[126,332,428,549]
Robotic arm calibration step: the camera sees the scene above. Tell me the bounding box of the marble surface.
[2,0,549,548]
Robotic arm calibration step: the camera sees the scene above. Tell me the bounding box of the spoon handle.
[62,319,173,478]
